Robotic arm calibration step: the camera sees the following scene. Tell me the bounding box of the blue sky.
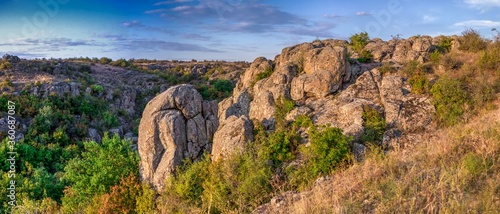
[0,0,499,61]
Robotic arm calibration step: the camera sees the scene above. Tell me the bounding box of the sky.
[0,0,499,61]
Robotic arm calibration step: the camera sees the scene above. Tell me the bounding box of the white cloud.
[454,19,500,28]
[464,0,500,9]
[423,15,438,23]
[356,11,370,16]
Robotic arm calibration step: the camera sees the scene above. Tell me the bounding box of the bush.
[357,50,373,63]
[459,28,487,53]
[289,126,351,188]
[86,174,142,214]
[90,84,104,94]
[436,36,454,53]
[62,134,139,212]
[429,50,442,64]
[403,61,429,94]
[361,105,386,144]
[99,57,112,65]
[350,32,373,63]
[256,66,274,82]
[102,111,119,128]
[163,155,210,206]
[274,97,295,128]
[260,130,298,166]
[478,43,500,71]
[0,61,11,70]
[430,77,471,127]
[201,152,272,213]
[350,32,370,52]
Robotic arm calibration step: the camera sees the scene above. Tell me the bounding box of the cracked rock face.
[138,84,218,190]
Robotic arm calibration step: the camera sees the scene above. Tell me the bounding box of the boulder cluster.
[138,37,441,189]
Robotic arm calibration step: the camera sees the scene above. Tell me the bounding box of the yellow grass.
[272,99,500,214]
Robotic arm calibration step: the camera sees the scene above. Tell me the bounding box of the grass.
[271,108,500,213]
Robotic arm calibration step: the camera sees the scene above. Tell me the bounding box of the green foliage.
[99,57,112,64]
[163,155,211,205]
[201,152,272,213]
[0,61,11,70]
[198,79,235,100]
[403,61,429,94]
[478,42,500,71]
[111,58,131,67]
[436,37,454,53]
[361,105,386,144]
[350,32,370,52]
[430,77,471,127]
[274,97,295,128]
[90,84,104,94]
[459,28,487,53]
[357,50,373,63]
[260,130,298,166]
[350,32,372,63]
[136,183,157,214]
[62,134,139,212]
[307,126,351,175]
[256,66,274,82]
[103,111,119,128]
[429,50,442,64]
[289,125,351,189]
[213,79,234,93]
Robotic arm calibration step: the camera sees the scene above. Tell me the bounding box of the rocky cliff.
[138,36,440,189]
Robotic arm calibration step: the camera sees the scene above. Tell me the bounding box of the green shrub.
[256,66,274,82]
[357,50,373,63]
[429,50,442,64]
[62,134,139,213]
[403,61,429,94]
[201,152,272,213]
[409,72,428,94]
[478,43,500,71]
[361,105,386,144]
[275,97,295,128]
[289,126,351,189]
[459,28,487,53]
[430,77,471,127]
[0,61,11,70]
[260,130,298,166]
[112,59,131,68]
[350,32,370,52]
[163,155,210,205]
[350,32,373,63]
[102,111,119,128]
[99,57,112,65]
[436,37,454,53]
[90,84,104,94]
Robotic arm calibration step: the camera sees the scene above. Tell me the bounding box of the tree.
[62,134,139,212]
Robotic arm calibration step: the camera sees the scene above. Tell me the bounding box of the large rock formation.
[212,37,437,161]
[138,84,218,190]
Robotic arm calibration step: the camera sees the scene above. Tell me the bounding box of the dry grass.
[271,98,500,214]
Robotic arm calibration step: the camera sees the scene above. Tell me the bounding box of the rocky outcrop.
[364,36,443,63]
[212,37,437,162]
[211,115,253,161]
[138,84,218,190]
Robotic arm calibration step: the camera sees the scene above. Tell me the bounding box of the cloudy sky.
[0,0,499,61]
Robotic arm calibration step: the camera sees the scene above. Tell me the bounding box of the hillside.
[0,29,499,213]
